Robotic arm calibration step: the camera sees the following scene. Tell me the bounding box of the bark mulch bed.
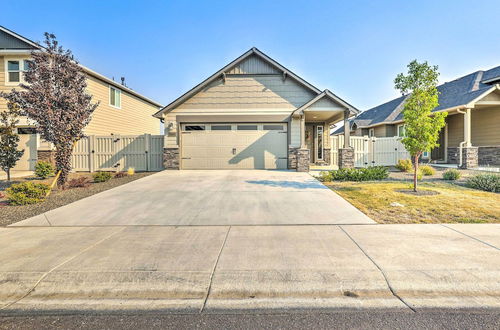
[0,172,154,226]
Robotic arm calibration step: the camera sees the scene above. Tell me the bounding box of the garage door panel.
[181,124,287,170]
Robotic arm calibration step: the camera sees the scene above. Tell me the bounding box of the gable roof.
[293,89,359,116]
[154,47,327,118]
[338,65,500,131]
[0,26,162,108]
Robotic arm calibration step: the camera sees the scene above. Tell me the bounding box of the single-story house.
[333,66,500,168]
[154,47,359,171]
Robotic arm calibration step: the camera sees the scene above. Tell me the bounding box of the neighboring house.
[333,67,500,167]
[154,47,359,171]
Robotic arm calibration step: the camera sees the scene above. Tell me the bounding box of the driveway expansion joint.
[0,227,125,310]
[338,225,417,313]
[201,226,231,313]
[440,224,499,251]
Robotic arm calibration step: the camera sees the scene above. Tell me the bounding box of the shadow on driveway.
[245,180,328,189]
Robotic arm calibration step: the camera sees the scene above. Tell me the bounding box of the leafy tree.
[0,102,24,181]
[394,60,447,192]
[1,33,99,186]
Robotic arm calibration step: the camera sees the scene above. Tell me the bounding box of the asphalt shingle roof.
[334,65,500,133]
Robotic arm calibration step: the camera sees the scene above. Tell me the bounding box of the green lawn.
[325,181,500,224]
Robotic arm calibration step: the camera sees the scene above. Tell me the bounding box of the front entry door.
[305,125,314,163]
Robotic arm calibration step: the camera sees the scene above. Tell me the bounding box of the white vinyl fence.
[71,134,164,172]
[331,136,410,167]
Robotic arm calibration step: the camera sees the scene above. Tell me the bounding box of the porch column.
[297,114,310,172]
[339,109,354,168]
[343,109,350,148]
[300,114,306,148]
[459,108,478,168]
[464,108,471,147]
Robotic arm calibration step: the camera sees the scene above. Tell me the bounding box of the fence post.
[145,134,151,172]
[89,135,95,172]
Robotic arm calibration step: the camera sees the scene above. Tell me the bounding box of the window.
[368,128,375,137]
[397,124,406,137]
[184,125,205,131]
[422,151,430,158]
[17,127,37,134]
[211,125,232,131]
[5,59,32,84]
[263,124,284,130]
[237,125,258,130]
[109,86,121,108]
[316,125,324,160]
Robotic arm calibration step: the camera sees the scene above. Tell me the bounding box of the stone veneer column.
[339,148,354,168]
[296,149,310,172]
[163,147,180,170]
[460,147,478,169]
[288,147,298,170]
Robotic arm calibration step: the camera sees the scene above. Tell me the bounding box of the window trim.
[5,58,29,85]
[109,85,122,109]
[316,125,324,160]
[368,128,375,137]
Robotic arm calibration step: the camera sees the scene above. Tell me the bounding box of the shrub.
[6,182,50,205]
[416,170,423,181]
[34,161,54,179]
[316,171,332,182]
[329,166,389,182]
[466,174,500,193]
[419,165,436,176]
[65,176,92,189]
[443,169,461,180]
[127,167,135,176]
[93,171,112,183]
[114,171,128,178]
[395,159,413,172]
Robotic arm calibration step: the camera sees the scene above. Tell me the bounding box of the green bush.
[6,182,50,205]
[93,171,113,183]
[395,159,413,172]
[329,166,389,182]
[466,174,500,193]
[419,165,435,176]
[34,161,54,179]
[416,170,423,181]
[442,169,461,180]
[316,171,333,182]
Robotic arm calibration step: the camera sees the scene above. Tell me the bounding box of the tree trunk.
[6,169,10,181]
[55,144,73,187]
[413,154,419,192]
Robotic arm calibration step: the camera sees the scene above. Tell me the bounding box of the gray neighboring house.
[334,66,500,168]
[155,48,359,171]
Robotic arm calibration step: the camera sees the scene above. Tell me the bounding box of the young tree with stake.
[0,102,24,181]
[1,33,99,186]
[394,60,447,192]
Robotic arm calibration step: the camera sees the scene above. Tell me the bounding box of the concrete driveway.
[12,170,374,226]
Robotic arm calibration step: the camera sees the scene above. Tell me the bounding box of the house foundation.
[163,147,180,170]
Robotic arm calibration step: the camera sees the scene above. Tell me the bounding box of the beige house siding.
[290,117,301,147]
[373,125,386,137]
[176,75,316,111]
[0,56,160,135]
[84,75,160,135]
[447,113,464,147]
[471,107,500,146]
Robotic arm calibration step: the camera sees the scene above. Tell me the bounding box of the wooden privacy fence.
[331,136,410,167]
[71,134,164,172]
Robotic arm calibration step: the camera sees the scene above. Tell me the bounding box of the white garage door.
[181,123,288,169]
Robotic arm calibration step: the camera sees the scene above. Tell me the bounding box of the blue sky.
[4,0,500,110]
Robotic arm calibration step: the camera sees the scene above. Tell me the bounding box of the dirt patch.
[0,172,154,226]
[396,189,440,196]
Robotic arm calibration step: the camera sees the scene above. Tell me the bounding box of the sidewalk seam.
[339,225,416,313]
[440,224,499,251]
[200,226,231,313]
[0,227,125,310]
[43,214,52,226]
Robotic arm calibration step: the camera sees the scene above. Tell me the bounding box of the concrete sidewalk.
[0,224,498,312]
